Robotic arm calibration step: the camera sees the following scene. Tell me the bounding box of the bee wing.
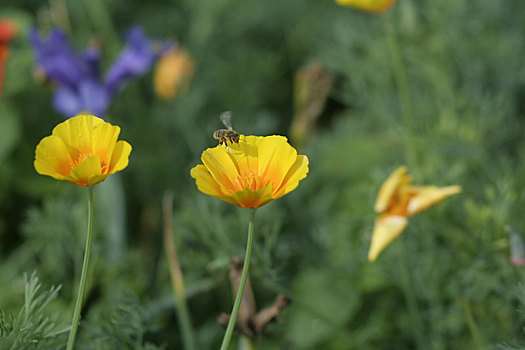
[220,111,233,130]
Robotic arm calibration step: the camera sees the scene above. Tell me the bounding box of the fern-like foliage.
[0,272,68,350]
[80,291,164,350]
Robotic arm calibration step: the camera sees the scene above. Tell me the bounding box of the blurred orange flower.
[34,114,132,187]
[335,0,396,13]
[154,48,195,100]
[0,19,17,100]
[369,166,461,261]
[191,135,309,208]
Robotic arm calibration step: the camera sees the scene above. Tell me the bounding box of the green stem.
[175,293,195,350]
[220,209,256,350]
[384,13,413,126]
[82,0,119,56]
[163,193,196,350]
[66,186,95,350]
[458,297,484,348]
[398,235,426,350]
[383,11,419,176]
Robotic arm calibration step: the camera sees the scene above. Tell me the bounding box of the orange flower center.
[66,151,109,175]
[232,161,274,193]
[240,171,263,192]
[386,192,413,217]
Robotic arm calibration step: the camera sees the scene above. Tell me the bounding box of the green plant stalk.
[82,0,119,55]
[384,13,413,127]
[163,193,196,350]
[398,235,426,350]
[383,12,419,175]
[458,297,485,348]
[220,208,256,350]
[66,186,94,350]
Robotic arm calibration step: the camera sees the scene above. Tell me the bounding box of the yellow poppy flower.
[154,48,195,100]
[335,0,396,13]
[369,166,461,261]
[190,135,309,208]
[34,114,132,187]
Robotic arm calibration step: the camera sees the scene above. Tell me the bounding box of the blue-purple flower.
[30,26,165,118]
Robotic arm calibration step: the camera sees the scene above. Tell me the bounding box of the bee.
[213,111,240,146]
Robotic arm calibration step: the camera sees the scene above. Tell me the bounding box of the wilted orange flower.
[0,19,17,100]
[34,114,132,187]
[191,135,309,208]
[369,166,461,261]
[335,0,396,13]
[290,61,333,147]
[154,48,195,100]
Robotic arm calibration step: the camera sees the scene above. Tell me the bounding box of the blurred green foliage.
[1,0,525,348]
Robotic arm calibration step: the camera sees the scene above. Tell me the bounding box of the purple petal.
[29,28,88,88]
[53,85,81,118]
[78,80,110,117]
[53,80,109,118]
[104,26,157,95]
[81,47,102,78]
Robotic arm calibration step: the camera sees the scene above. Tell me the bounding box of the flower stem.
[458,297,485,348]
[383,11,419,176]
[384,12,413,127]
[220,208,256,350]
[163,192,196,350]
[66,186,94,350]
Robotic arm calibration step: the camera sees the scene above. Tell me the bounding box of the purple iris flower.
[30,26,163,118]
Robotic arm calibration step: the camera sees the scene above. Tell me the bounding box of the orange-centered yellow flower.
[154,48,195,100]
[369,166,461,261]
[191,135,309,208]
[335,0,396,13]
[34,114,132,187]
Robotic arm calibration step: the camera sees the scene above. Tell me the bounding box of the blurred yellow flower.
[369,166,461,261]
[154,48,195,100]
[335,0,396,13]
[191,135,308,208]
[34,114,132,187]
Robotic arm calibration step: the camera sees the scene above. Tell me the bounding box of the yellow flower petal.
[374,166,410,213]
[368,215,408,262]
[191,165,227,197]
[274,155,309,198]
[34,135,74,179]
[190,165,242,207]
[108,140,132,173]
[34,115,131,186]
[201,146,243,193]
[229,135,262,189]
[257,135,298,192]
[406,185,462,216]
[92,123,121,171]
[335,0,396,13]
[52,114,104,160]
[65,155,104,187]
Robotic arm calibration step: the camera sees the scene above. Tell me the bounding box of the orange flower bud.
[154,48,195,100]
